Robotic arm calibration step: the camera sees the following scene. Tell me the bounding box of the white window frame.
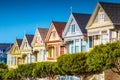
[27,54,30,63]
[98,11,104,23]
[37,35,40,42]
[71,24,75,33]
[75,39,80,52]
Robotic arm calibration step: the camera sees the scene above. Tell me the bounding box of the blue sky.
[0,0,120,43]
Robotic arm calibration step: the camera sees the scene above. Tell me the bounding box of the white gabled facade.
[63,13,89,54]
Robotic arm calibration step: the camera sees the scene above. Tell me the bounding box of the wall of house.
[93,8,110,24]
[64,14,88,53]
[49,27,60,41]
[65,15,82,37]
[69,38,88,53]
[36,47,47,62]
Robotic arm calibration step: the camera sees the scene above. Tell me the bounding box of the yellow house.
[86,2,120,50]
[20,34,34,64]
[7,39,22,69]
[31,28,48,62]
[45,21,66,61]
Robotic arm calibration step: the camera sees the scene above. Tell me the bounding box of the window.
[43,50,46,60]
[81,39,86,52]
[101,30,108,44]
[11,56,14,65]
[52,31,56,38]
[37,35,40,42]
[70,41,74,53]
[75,46,79,52]
[24,42,27,47]
[98,9,104,23]
[39,49,42,61]
[27,54,30,63]
[89,36,92,48]
[71,24,75,33]
[71,46,74,53]
[31,55,35,62]
[75,39,79,52]
[101,34,108,44]
[94,35,100,46]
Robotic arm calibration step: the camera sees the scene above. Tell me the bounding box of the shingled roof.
[52,21,66,37]
[38,28,48,41]
[99,2,120,25]
[72,13,91,34]
[16,39,23,48]
[0,43,13,51]
[25,34,34,46]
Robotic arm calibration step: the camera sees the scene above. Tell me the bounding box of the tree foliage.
[57,53,90,79]
[0,62,8,80]
[0,41,120,79]
[0,62,8,69]
[32,62,59,79]
[87,41,120,74]
[4,69,20,80]
[17,63,36,78]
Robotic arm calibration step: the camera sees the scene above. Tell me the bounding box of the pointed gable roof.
[72,13,91,33]
[38,28,49,41]
[25,34,34,46]
[52,21,66,37]
[99,2,120,25]
[16,39,23,48]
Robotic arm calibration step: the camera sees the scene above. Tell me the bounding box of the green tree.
[0,62,8,80]
[0,69,8,80]
[87,41,120,74]
[32,62,59,80]
[17,63,36,79]
[0,62,8,69]
[57,53,90,80]
[4,69,20,80]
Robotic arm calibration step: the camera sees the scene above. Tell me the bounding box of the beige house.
[86,2,120,50]
[31,28,48,62]
[7,39,22,69]
[20,34,34,64]
[86,2,120,80]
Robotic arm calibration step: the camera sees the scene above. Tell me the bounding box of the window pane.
[71,24,75,32]
[75,46,79,52]
[89,36,92,48]
[71,46,73,53]
[27,54,30,63]
[81,46,86,52]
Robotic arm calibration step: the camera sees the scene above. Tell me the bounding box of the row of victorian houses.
[0,1,120,79]
[6,2,120,69]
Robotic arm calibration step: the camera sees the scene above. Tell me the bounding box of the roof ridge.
[99,1,120,5]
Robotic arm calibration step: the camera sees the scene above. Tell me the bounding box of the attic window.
[52,31,56,38]
[71,24,75,33]
[98,9,104,23]
[37,35,40,42]
[24,42,27,47]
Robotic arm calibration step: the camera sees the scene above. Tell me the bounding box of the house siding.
[63,13,88,54]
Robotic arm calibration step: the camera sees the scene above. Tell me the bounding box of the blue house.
[62,12,91,53]
[0,43,13,64]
